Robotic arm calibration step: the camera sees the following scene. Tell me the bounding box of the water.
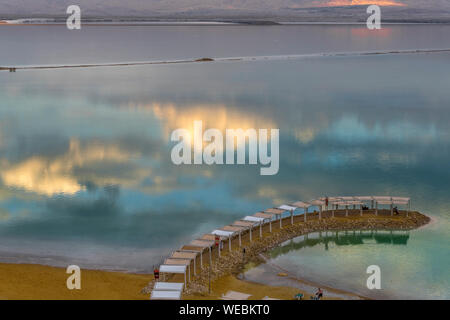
[247,229,448,300]
[2,24,450,66]
[0,24,449,298]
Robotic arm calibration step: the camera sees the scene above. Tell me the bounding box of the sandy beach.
[0,262,351,300]
[0,263,151,300]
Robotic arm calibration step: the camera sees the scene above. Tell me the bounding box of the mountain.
[1,0,450,22]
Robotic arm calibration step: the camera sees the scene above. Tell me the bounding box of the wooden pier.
[151,195,416,298]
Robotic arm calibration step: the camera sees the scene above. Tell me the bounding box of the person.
[394,206,399,215]
[314,288,323,300]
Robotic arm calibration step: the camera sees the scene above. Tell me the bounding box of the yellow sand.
[0,263,151,300]
[0,263,348,300]
[184,275,315,300]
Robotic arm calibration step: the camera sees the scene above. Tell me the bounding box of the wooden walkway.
[155,195,411,289]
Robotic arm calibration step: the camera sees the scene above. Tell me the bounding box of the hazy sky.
[1,0,449,16]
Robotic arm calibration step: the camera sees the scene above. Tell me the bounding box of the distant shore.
[2,48,450,73]
[2,20,450,26]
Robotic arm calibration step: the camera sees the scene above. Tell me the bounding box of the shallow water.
[0,25,449,298]
[246,229,448,299]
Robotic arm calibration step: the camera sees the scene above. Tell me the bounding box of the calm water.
[0,25,449,298]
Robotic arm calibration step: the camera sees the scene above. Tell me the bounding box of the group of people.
[294,288,323,300]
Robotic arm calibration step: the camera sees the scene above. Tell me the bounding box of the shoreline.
[0,261,349,300]
[242,252,369,300]
[177,210,430,298]
[0,211,431,300]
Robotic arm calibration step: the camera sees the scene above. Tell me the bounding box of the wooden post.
[269,220,272,232]
[390,203,393,216]
[228,237,231,251]
[208,264,211,295]
[375,201,378,216]
[291,210,294,225]
[360,204,363,216]
[188,264,191,283]
[200,250,203,268]
[239,232,242,247]
[407,200,410,217]
[193,257,196,275]
[209,247,212,266]
[249,228,252,242]
[304,208,307,222]
[345,205,349,217]
[279,214,282,229]
[259,223,262,238]
[319,205,322,219]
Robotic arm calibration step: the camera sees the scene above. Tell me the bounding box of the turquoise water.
[262,229,448,300]
[0,25,449,298]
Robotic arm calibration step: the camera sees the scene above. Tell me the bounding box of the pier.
[150,195,429,299]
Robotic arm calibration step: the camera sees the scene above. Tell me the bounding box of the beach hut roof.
[232,220,255,228]
[253,212,275,219]
[188,239,214,248]
[159,265,187,273]
[329,196,344,201]
[221,290,251,300]
[222,225,247,232]
[339,196,356,201]
[180,245,204,252]
[211,229,234,238]
[153,282,184,291]
[201,234,216,241]
[242,215,265,222]
[264,208,285,215]
[164,258,191,266]
[291,201,311,208]
[278,205,297,211]
[171,251,197,260]
[377,200,395,205]
[354,196,373,201]
[310,199,325,205]
[393,200,409,205]
[373,196,392,201]
[150,290,182,300]
[333,200,364,206]
[392,197,410,202]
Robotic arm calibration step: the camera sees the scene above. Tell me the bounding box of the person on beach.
[313,288,323,300]
[394,206,399,215]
